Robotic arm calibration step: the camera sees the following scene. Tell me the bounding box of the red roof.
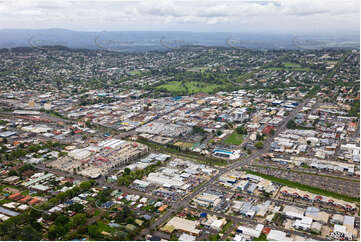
[262,126,274,135]
[262,227,271,235]
[19,195,32,203]
[9,193,23,200]
[28,198,40,205]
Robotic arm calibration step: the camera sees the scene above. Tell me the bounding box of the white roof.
[237,225,262,238]
[178,233,196,241]
[267,230,287,241]
[334,224,347,234]
[211,219,224,229]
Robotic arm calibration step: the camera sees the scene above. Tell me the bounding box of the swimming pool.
[213,149,233,154]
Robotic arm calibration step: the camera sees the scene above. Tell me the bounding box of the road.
[135,99,310,239]
[30,98,349,240]
[196,207,328,241]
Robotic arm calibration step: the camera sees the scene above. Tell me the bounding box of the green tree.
[69,203,84,213]
[88,224,101,239]
[236,126,248,135]
[286,120,297,129]
[17,225,42,241]
[255,141,264,149]
[69,213,87,228]
[8,170,18,176]
[123,168,131,175]
[54,214,69,226]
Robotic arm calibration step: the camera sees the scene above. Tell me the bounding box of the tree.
[286,120,297,129]
[29,208,42,220]
[8,170,18,177]
[47,225,58,240]
[255,141,264,149]
[54,214,69,226]
[56,192,67,202]
[69,213,87,228]
[30,220,42,231]
[256,134,264,141]
[79,180,94,191]
[88,224,101,239]
[69,203,84,213]
[236,126,247,135]
[192,126,205,134]
[18,225,42,241]
[123,168,131,175]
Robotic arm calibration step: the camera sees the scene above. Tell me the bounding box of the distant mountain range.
[0,29,359,51]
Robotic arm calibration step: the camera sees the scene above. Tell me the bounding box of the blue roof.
[109,222,120,228]
[200,212,207,217]
[101,201,114,208]
[172,96,182,101]
[0,206,19,217]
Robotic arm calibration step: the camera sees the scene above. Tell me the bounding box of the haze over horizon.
[0,0,359,35]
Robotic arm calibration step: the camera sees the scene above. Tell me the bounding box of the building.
[267,230,288,241]
[161,217,201,236]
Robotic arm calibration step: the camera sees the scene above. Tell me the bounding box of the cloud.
[0,0,359,33]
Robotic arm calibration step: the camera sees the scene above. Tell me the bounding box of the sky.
[0,0,359,35]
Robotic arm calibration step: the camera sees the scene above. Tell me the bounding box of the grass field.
[188,66,209,72]
[267,66,311,71]
[245,170,359,203]
[267,62,311,72]
[283,62,302,68]
[224,132,243,145]
[129,70,141,75]
[156,81,222,94]
[236,71,255,82]
[174,141,193,149]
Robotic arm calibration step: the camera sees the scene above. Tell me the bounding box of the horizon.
[0,0,359,35]
[0,28,360,36]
